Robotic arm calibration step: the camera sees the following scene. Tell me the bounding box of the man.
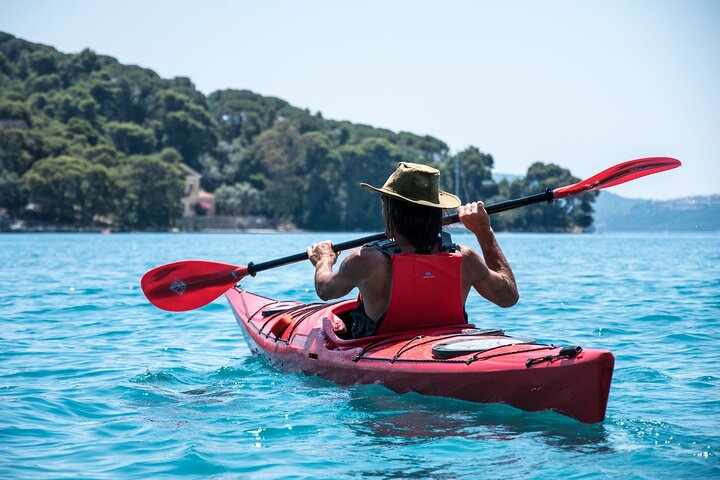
[307,162,518,339]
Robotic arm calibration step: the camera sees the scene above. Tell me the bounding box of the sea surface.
[1,231,718,479]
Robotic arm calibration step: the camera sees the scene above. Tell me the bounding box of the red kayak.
[226,287,614,423]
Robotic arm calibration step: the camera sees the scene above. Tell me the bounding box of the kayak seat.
[326,301,356,340]
[321,301,387,349]
[321,316,387,350]
[321,300,477,350]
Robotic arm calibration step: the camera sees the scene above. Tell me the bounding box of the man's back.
[348,241,507,324]
[308,162,518,339]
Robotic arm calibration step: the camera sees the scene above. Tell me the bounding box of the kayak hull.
[226,287,614,423]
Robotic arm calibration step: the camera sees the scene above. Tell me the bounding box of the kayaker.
[307,162,519,339]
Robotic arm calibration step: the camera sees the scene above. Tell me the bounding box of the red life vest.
[374,247,466,336]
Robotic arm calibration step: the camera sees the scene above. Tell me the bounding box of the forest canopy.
[0,32,596,231]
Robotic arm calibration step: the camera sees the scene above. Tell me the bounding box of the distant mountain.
[490,173,720,232]
[592,191,720,232]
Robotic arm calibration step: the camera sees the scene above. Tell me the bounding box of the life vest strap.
[366,231,457,255]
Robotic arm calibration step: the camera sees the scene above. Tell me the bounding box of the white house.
[180,164,215,217]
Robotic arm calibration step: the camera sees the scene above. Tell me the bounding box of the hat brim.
[360,183,461,209]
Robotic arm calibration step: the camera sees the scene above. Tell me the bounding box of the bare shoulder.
[457,244,489,281]
[356,246,389,270]
[339,246,387,277]
[457,244,483,264]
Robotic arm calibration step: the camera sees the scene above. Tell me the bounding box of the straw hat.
[360,162,461,209]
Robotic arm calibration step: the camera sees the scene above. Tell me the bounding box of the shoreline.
[0,226,304,234]
[3,227,716,235]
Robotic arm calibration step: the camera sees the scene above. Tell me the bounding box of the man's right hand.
[457,201,492,235]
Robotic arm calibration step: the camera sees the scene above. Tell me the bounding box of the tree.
[0,169,28,215]
[115,154,184,229]
[67,48,102,78]
[83,144,121,167]
[107,121,156,154]
[161,110,217,169]
[252,120,305,224]
[298,132,341,229]
[27,49,58,76]
[158,147,183,165]
[337,137,403,230]
[440,146,497,203]
[0,52,12,76]
[21,155,115,225]
[0,129,35,175]
[398,133,449,163]
[503,162,598,232]
[89,79,124,119]
[0,100,32,126]
[28,74,61,93]
[66,117,99,146]
[207,89,288,143]
[214,182,267,216]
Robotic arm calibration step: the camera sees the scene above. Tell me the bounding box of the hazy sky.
[2,0,718,199]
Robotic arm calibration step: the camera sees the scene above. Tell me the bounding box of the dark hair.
[382,195,442,254]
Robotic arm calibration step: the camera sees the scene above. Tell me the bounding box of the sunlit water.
[1,231,718,478]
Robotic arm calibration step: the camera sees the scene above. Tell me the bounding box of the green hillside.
[593,192,720,232]
[0,32,596,232]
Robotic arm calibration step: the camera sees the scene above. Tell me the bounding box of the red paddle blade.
[141,260,248,311]
[553,157,681,199]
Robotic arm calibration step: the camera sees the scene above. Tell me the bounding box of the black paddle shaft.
[246,188,554,276]
[443,188,554,225]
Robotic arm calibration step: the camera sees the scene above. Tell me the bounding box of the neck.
[392,232,439,254]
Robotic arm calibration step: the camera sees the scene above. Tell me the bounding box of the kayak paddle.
[141,156,680,311]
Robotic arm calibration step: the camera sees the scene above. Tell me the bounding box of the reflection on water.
[345,385,610,452]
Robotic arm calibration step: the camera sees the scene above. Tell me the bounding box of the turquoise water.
[1,231,719,478]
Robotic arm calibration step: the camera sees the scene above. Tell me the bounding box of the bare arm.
[458,202,519,308]
[307,241,360,301]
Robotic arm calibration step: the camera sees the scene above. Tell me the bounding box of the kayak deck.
[226,287,614,423]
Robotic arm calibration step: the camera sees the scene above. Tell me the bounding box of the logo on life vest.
[423,271,435,279]
[170,279,187,296]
